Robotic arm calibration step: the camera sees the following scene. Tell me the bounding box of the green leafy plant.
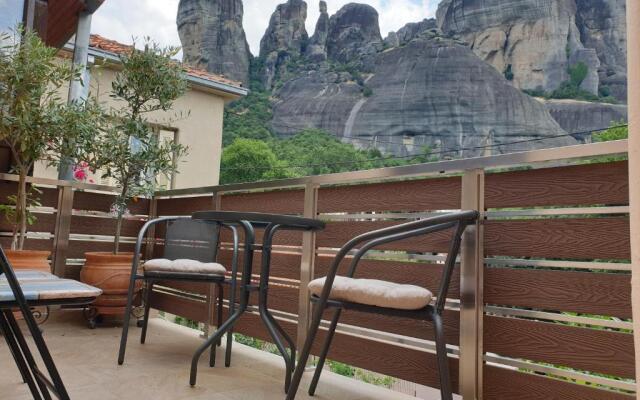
[0,28,104,250]
[85,40,189,253]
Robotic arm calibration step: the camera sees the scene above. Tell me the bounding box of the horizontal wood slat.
[150,290,208,323]
[70,216,145,237]
[485,218,630,260]
[484,365,633,400]
[155,280,211,296]
[484,316,635,378]
[218,250,301,281]
[0,238,53,252]
[220,189,305,214]
[485,267,632,318]
[74,191,150,215]
[318,177,461,213]
[156,195,214,216]
[485,161,629,208]
[0,212,56,233]
[0,182,58,208]
[231,312,460,393]
[317,221,454,252]
[314,256,460,298]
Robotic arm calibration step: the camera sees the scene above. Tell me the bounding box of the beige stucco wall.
[34,59,230,190]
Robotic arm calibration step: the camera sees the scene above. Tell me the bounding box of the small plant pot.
[80,252,141,324]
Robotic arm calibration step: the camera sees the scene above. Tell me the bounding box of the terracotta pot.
[80,252,141,317]
[5,250,51,273]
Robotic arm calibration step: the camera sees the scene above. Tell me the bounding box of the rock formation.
[260,0,308,89]
[306,1,330,62]
[436,0,600,95]
[272,36,576,157]
[541,99,628,139]
[177,0,251,85]
[385,18,438,48]
[575,0,627,100]
[326,3,383,68]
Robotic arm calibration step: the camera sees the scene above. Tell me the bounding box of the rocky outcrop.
[306,1,329,62]
[576,0,627,100]
[436,0,599,95]
[260,0,308,89]
[177,0,251,85]
[385,18,438,48]
[541,99,627,140]
[272,36,576,158]
[326,3,383,67]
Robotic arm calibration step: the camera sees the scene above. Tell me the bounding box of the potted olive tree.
[80,40,188,320]
[0,29,102,271]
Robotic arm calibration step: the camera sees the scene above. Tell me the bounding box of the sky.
[91,0,440,57]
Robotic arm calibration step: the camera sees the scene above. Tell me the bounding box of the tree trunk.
[113,214,123,254]
[14,171,28,250]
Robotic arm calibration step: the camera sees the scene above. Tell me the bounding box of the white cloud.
[92,0,440,57]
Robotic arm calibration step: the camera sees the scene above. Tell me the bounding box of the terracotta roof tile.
[89,34,243,89]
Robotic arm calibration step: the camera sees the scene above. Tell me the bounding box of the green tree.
[85,40,188,253]
[593,120,628,142]
[223,90,275,147]
[220,138,291,184]
[0,28,104,250]
[568,62,588,87]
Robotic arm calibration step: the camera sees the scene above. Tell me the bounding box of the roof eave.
[62,44,248,98]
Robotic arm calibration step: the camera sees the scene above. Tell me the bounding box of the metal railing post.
[297,183,319,355]
[52,185,74,277]
[206,192,221,333]
[459,169,485,400]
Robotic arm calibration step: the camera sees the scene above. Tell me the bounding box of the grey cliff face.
[326,3,383,66]
[260,0,308,88]
[436,0,599,95]
[177,0,251,84]
[386,18,438,48]
[306,1,330,62]
[576,0,627,100]
[272,36,576,158]
[541,99,627,140]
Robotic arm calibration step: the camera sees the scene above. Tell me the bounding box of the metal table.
[189,211,325,392]
[0,266,102,400]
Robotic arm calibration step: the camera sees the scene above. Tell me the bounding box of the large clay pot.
[80,252,140,318]
[5,250,51,273]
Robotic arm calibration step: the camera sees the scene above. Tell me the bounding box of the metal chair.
[0,247,102,400]
[117,216,240,368]
[287,211,479,400]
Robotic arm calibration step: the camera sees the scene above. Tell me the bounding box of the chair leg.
[309,308,342,396]
[224,284,235,368]
[433,313,453,400]
[286,301,325,400]
[4,310,57,400]
[209,284,224,367]
[140,281,154,344]
[0,311,42,399]
[118,272,141,365]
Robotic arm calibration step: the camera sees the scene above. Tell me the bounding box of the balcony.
[0,140,634,399]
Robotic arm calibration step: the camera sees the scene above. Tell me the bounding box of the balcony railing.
[1,139,633,399]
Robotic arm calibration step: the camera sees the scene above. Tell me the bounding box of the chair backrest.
[163,219,221,263]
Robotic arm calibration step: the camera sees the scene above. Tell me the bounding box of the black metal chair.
[0,246,102,400]
[117,216,240,368]
[287,210,479,400]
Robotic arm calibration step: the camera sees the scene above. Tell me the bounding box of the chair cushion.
[308,276,433,311]
[143,259,227,275]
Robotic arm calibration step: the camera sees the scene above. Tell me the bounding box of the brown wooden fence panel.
[485,161,629,208]
[318,176,462,213]
[73,190,150,215]
[156,195,214,216]
[317,221,454,252]
[220,189,305,214]
[485,267,632,318]
[484,316,635,378]
[69,215,145,238]
[483,366,633,400]
[150,291,209,323]
[485,218,630,260]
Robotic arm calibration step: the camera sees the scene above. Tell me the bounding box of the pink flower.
[74,169,87,181]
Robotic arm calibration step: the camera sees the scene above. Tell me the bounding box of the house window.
[153,126,179,190]
[0,0,24,38]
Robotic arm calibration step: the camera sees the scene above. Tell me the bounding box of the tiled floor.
[0,312,444,400]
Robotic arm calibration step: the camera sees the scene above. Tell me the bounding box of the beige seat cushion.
[308,276,433,311]
[143,259,227,275]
